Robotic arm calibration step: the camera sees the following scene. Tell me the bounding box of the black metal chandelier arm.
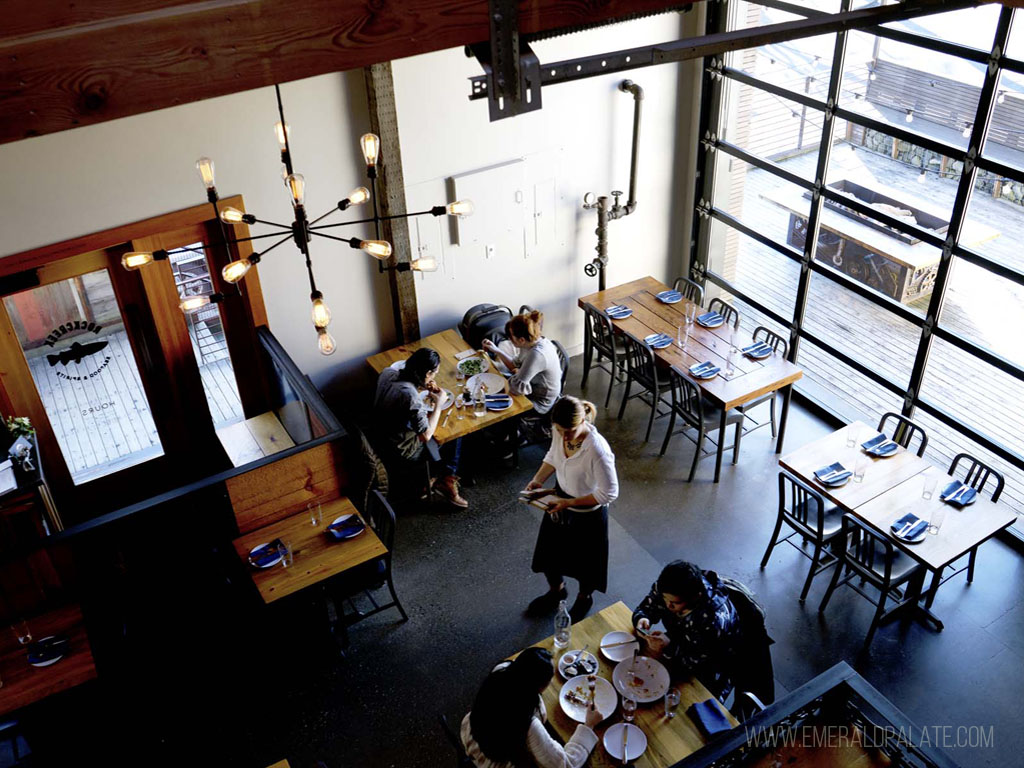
[309,215,377,231]
[308,230,362,246]
[307,208,446,233]
[231,230,299,244]
[254,232,296,260]
[248,217,294,230]
[276,85,295,176]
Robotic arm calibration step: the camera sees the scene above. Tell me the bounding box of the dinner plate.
[28,636,67,668]
[419,388,454,412]
[327,513,366,541]
[603,723,647,762]
[656,291,682,304]
[696,312,724,329]
[742,342,772,359]
[605,305,633,319]
[456,356,490,377]
[612,656,670,703]
[485,399,512,412]
[248,542,283,569]
[940,481,977,506]
[861,434,899,457]
[558,649,599,679]
[643,334,673,350]
[600,631,640,662]
[689,363,720,380]
[813,462,852,487]
[559,675,617,724]
[467,372,508,395]
[895,527,928,544]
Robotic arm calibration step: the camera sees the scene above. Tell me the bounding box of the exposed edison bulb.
[360,240,392,260]
[121,251,154,270]
[360,133,380,167]
[917,170,927,184]
[222,259,253,283]
[286,173,306,206]
[905,110,914,123]
[196,157,216,189]
[346,187,370,206]
[311,295,332,327]
[446,199,475,218]
[997,91,1006,105]
[220,207,245,224]
[317,326,337,356]
[869,71,877,81]
[180,295,212,312]
[273,121,292,150]
[411,256,438,272]
[962,124,972,139]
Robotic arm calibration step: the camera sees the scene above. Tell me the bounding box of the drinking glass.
[845,424,862,449]
[928,505,946,535]
[664,688,681,718]
[278,540,294,568]
[11,619,31,646]
[455,369,465,390]
[725,350,736,377]
[677,325,688,350]
[921,475,938,500]
[307,501,322,528]
[853,455,869,483]
[622,696,637,723]
[729,319,741,352]
[474,391,487,418]
[685,304,697,325]
[455,398,465,420]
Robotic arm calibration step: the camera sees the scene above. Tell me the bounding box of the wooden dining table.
[579,276,803,481]
[780,421,1018,629]
[516,601,736,768]
[365,328,533,445]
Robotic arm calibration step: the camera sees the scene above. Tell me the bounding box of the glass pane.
[707,218,799,322]
[840,30,983,154]
[794,338,905,424]
[959,165,1024,274]
[980,70,1024,176]
[880,5,999,52]
[3,270,164,484]
[804,270,920,388]
[1008,9,1024,60]
[940,258,1024,369]
[168,245,244,429]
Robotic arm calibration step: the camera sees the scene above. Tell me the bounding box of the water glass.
[474,391,487,418]
[455,369,465,390]
[725,350,736,377]
[853,455,869,483]
[11,619,32,646]
[685,304,697,324]
[278,540,294,568]
[928,505,946,535]
[664,688,681,718]
[729,320,740,352]
[845,424,862,449]
[677,325,688,350]
[622,696,637,723]
[921,475,938,500]
[455,398,465,420]
[307,501,323,527]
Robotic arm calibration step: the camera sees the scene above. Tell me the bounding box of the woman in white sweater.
[461,648,601,768]
[524,396,619,623]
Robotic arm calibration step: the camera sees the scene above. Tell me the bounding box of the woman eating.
[461,647,601,768]
[523,396,618,622]
[482,309,562,417]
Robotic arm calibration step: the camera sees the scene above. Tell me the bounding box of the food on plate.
[564,656,597,677]
[457,357,485,376]
[564,685,593,707]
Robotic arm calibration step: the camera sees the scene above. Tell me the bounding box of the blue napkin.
[484,393,512,402]
[861,433,898,456]
[656,291,682,303]
[27,635,70,665]
[689,361,720,378]
[697,311,724,326]
[940,480,977,506]
[248,539,283,567]
[605,304,632,318]
[327,516,366,541]
[643,333,672,348]
[742,341,772,357]
[890,512,928,540]
[814,462,851,484]
[687,699,732,738]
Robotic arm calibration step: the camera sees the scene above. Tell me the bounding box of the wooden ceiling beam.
[0,0,692,145]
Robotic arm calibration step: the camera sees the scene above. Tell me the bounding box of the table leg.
[775,384,794,454]
[714,408,727,483]
[881,569,945,632]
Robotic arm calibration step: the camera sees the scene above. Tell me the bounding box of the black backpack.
[458,304,513,350]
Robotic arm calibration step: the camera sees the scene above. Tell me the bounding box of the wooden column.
[365,62,420,344]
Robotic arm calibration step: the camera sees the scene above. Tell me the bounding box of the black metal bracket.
[468,0,542,121]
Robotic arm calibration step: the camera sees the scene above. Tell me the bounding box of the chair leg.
[732,416,742,464]
[769,395,778,438]
[688,429,703,482]
[643,388,657,442]
[760,515,785,569]
[925,567,942,609]
[604,358,617,408]
[818,560,845,613]
[800,542,822,602]
[660,406,677,457]
[618,375,632,420]
[386,570,409,621]
[863,592,887,650]
[967,547,977,583]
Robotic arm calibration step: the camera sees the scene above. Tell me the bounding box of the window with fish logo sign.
[2,269,164,485]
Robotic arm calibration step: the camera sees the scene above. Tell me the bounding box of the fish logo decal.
[47,341,109,367]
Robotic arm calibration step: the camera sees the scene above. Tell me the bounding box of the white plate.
[559,675,617,724]
[248,542,283,569]
[467,372,508,395]
[328,513,366,540]
[697,317,724,329]
[486,399,512,411]
[456,356,490,376]
[656,292,682,304]
[612,656,670,703]
[600,631,640,662]
[603,723,647,762]
[419,388,454,412]
[558,650,599,679]
[29,636,66,668]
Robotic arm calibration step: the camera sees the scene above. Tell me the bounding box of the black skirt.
[531,495,609,593]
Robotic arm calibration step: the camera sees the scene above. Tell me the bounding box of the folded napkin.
[689,361,720,378]
[248,539,283,567]
[484,393,512,401]
[861,433,898,455]
[742,341,772,357]
[891,512,928,540]
[656,290,682,301]
[605,304,632,317]
[940,480,977,506]
[28,635,70,665]
[697,311,724,326]
[814,461,852,484]
[327,515,366,540]
[687,699,732,738]
[643,333,672,348]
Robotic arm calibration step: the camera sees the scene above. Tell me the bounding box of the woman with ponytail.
[482,309,562,416]
[523,396,618,622]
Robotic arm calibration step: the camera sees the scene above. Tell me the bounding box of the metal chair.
[877,412,928,457]
[761,472,843,601]
[439,714,473,768]
[672,277,705,307]
[737,327,789,439]
[924,453,1005,608]
[581,304,625,408]
[707,297,739,327]
[618,334,674,442]
[659,369,744,481]
[551,338,570,390]
[818,515,924,650]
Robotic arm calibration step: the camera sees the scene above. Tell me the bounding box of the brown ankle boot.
[435,475,469,509]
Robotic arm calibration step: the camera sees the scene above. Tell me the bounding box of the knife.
[691,361,712,373]
[817,468,844,483]
[948,483,969,503]
[894,521,914,538]
[622,724,629,765]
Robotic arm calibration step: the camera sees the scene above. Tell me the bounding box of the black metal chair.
[551,338,570,390]
[581,304,625,408]
[439,714,473,768]
[819,515,924,650]
[659,369,744,481]
[707,297,739,327]
[672,276,705,307]
[736,327,789,439]
[762,472,843,601]
[877,412,928,457]
[618,334,674,442]
[924,453,1005,608]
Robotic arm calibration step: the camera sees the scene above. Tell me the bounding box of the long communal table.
[579,277,803,481]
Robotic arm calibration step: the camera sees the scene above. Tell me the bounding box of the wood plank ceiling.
[0,0,693,145]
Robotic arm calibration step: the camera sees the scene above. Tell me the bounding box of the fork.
[564,643,589,666]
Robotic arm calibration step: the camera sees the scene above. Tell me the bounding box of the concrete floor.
[10,356,1022,768]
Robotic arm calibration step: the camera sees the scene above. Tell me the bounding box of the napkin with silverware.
[248,539,283,568]
[687,698,732,738]
[605,305,632,318]
[890,512,928,540]
[689,361,720,378]
[861,434,898,456]
[28,634,70,665]
[697,311,724,327]
[741,341,772,357]
[940,481,977,506]
[643,333,672,348]
[814,462,851,484]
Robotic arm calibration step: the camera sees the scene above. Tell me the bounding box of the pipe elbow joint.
[619,80,644,100]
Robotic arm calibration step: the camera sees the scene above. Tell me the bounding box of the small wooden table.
[522,601,736,768]
[366,328,533,445]
[579,277,803,480]
[0,603,97,717]
[232,497,387,604]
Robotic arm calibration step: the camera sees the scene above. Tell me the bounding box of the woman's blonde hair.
[550,395,597,430]
[506,310,543,344]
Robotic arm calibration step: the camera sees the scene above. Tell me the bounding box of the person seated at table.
[524,396,618,623]
[632,560,774,717]
[461,647,601,768]
[482,309,562,420]
[373,347,467,508]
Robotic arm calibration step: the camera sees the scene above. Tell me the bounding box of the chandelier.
[120,85,473,356]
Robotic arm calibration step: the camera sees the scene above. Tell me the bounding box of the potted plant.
[4,416,37,481]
